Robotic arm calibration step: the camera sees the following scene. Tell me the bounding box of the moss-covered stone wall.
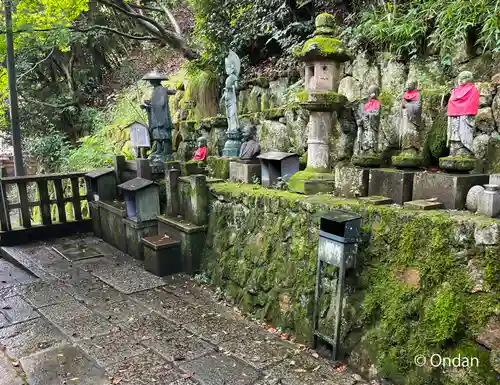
[203,182,500,385]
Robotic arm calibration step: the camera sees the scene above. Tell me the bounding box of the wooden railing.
[0,172,91,234]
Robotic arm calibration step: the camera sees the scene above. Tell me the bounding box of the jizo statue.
[192,136,208,161]
[141,71,176,163]
[447,71,480,158]
[356,85,381,156]
[239,123,261,162]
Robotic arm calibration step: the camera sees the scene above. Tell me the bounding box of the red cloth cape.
[364,99,381,111]
[447,83,480,116]
[192,146,207,161]
[403,89,419,101]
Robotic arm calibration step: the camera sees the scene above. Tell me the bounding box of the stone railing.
[0,171,92,245]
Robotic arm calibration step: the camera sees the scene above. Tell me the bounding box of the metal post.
[332,258,346,360]
[312,258,322,349]
[4,0,24,176]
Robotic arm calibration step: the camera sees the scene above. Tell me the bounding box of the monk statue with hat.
[141,71,176,163]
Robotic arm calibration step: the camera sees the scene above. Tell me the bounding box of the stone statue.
[192,136,208,161]
[353,85,381,166]
[141,71,176,163]
[392,80,423,168]
[239,123,261,162]
[440,71,480,172]
[221,51,242,157]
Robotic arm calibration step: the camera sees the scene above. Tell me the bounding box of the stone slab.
[412,172,489,210]
[0,259,37,285]
[131,288,208,325]
[358,196,393,205]
[88,297,150,324]
[368,168,417,205]
[52,242,103,261]
[146,329,214,363]
[178,353,260,385]
[334,164,369,198]
[219,328,297,369]
[183,313,249,345]
[229,161,261,184]
[39,299,113,340]
[14,280,74,308]
[120,312,179,341]
[105,350,179,384]
[77,330,147,367]
[0,317,68,359]
[0,350,24,385]
[20,344,108,385]
[404,199,444,210]
[0,295,39,327]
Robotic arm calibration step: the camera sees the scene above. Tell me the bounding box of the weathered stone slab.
[120,312,179,341]
[52,242,103,261]
[0,350,24,385]
[0,295,39,327]
[334,164,369,198]
[61,276,125,307]
[131,288,208,325]
[88,297,150,324]
[0,259,37,285]
[21,345,108,385]
[15,280,74,308]
[358,196,393,205]
[403,199,444,210]
[147,329,214,363]
[0,317,68,359]
[477,316,500,349]
[39,299,113,340]
[412,172,489,210]
[105,350,178,384]
[474,223,500,245]
[219,329,297,369]
[183,313,249,344]
[368,168,417,205]
[229,161,261,184]
[77,331,147,367]
[178,353,260,385]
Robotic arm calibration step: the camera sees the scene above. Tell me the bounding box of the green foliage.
[24,126,70,172]
[63,136,114,171]
[344,0,500,60]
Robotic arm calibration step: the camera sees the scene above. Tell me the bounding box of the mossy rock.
[352,155,382,167]
[300,92,347,111]
[207,156,236,179]
[439,156,476,172]
[288,169,335,194]
[182,160,206,176]
[294,37,352,62]
[392,154,423,169]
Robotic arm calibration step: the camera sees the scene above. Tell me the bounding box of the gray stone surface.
[334,164,369,198]
[88,297,150,324]
[77,331,147,367]
[179,353,260,385]
[412,172,489,210]
[21,345,109,385]
[466,185,485,212]
[0,350,24,385]
[0,295,39,327]
[14,280,74,308]
[368,169,416,205]
[121,312,179,341]
[403,199,444,210]
[52,242,103,261]
[0,317,67,359]
[184,313,251,344]
[147,329,214,363]
[474,223,500,245]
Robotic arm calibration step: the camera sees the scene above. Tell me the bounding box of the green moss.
[294,37,351,61]
[378,89,394,111]
[207,156,235,179]
[426,113,448,159]
[296,90,308,103]
[439,156,476,172]
[184,69,218,120]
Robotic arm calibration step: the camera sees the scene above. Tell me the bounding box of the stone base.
[352,155,382,167]
[182,161,206,176]
[222,139,241,157]
[334,164,369,198]
[404,199,444,210]
[392,154,423,169]
[368,169,417,205]
[123,218,158,260]
[439,156,476,173]
[288,170,335,194]
[229,161,261,184]
[141,235,182,277]
[157,215,206,274]
[207,156,237,179]
[99,201,127,253]
[358,196,393,205]
[412,172,489,209]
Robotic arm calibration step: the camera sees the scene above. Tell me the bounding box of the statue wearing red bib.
[192,137,208,161]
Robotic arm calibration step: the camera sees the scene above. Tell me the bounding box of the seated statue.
[192,136,208,161]
[239,124,261,162]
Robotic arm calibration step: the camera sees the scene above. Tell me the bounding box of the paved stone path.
[0,234,368,385]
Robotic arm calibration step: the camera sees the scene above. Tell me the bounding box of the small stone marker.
[404,199,444,210]
[358,196,393,205]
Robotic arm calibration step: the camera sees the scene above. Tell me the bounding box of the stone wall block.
[474,223,500,245]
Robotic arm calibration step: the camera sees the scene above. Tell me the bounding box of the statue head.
[458,71,474,85]
[242,124,256,141]
[406,79,418,91]
[224,50,241,77]
[197,136,207,148]
[368,85,380,99]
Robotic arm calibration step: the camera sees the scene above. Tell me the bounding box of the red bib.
[447,83,480,116]
[403,89,419,101]
[192,146,207,161]
[364,99,381,111]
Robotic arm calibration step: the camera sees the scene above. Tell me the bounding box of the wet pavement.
[0,234,367,385]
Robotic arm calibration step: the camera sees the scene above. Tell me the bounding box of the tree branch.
[72,25,159,41]
[17,47,54,82]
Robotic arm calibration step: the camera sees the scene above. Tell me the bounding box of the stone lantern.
[289,13,352,194]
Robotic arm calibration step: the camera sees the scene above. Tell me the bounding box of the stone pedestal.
[99,201,127,253]
[207,156,237,180]
[229,161,261,184]
[222,130,241,157]
[89,201,102,238]
[368,169,417,205]
[477,184,500,218]
[412,172,489,209]
[123,218,158,260]
[334,164,369,198]
[142,234,182,277]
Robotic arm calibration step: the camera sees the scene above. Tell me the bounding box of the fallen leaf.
[294,368,307,373]
[183,373,193,378]
[312,352,319,358]
[312,365,321,371]
[70,378,80,381]
[112,377,122,384]
[12,361,19,367]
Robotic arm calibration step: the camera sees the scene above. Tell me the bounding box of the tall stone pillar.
[289,13,352,194]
